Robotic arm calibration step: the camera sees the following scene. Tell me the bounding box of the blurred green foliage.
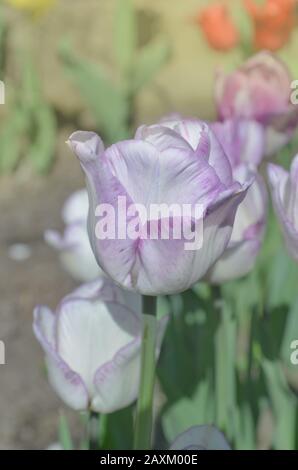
[59,0,170,144]
[158,208,298,450]
[0,6,56,173]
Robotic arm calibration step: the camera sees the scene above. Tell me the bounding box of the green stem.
[87,411,100,450]
[134,295,157,450]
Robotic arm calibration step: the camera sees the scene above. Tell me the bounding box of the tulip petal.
[268,161,298,260]
[207,172,267,282]
[33,306,89,410]
[211,119,265,167]
[56,299,140,398]
[92,316,168,413]
[153,119,233,187]
[45,224,101,282]
[135,125,194,152]
[132,187,248,294]
[170,425,230,450]
[207,238,261,283]
[62,189,89,225]
[105,138,223,207]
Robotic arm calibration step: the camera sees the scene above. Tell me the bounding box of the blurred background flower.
[215,51,298,156]
[45,189,103,282]
[5,0,56,16]
[245,0,296,51]
[196,3,239,51]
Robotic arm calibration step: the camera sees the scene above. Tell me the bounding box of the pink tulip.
[215,51,298,156]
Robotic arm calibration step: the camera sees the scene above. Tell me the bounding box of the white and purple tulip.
[268,156,298,261]
[45,189,102,282]
[206,119,268,283]
[33,278,167,413]
[67,119,252,295]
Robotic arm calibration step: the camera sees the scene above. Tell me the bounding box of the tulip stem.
[87,411,100,450]
[134,296,157,450]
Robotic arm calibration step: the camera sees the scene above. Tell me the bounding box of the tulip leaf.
[0,105,27,172]
[162,376,215,445]
[0,9,7,74]
[131,39,170,93]
[234,403,255,450]
[281,297,298,369]
[115,0,136,75]
[214,299,237,440]
[27,104,57,173]
[266,246,297,310]
[59,40,130,144]
[100,406,134,450]
[262,360,297,450]
[58,412,73,450]
[158,289,217,402]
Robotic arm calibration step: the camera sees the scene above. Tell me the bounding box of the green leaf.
[21,55,42,111]
[100,406,134,450]
[266,246,297,309]
[60,40,130,143]
[58,412,73,450]
[132,39,170,93]
[157,289,216,402]
[262,360,297,450]
[214,301,237,440]
[281,297,298,369]
[234,404,255,450]
[162,376,215,445]
[0,106,27,172]
[0,8,7,74]
[115,0,136,75]
[28,104,57,173]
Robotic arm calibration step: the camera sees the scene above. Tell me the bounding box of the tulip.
[206,119,267,283]
[215,51,298,156]
[45,189,102,282]
[68,119,252,296]
[245,0,295,51]
[196,4,239,51]
[170,425,230,450]
[33,278,167,412]
[268,156,298,261]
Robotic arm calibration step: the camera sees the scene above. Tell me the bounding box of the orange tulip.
[197,4,239,51]
[245,0,296,51]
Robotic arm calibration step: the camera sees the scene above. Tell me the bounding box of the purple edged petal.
[268,161,298,261]
[33,306,89,411]
[92,316,168,413]
[56,299,140,398]
[211,119,265,168]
